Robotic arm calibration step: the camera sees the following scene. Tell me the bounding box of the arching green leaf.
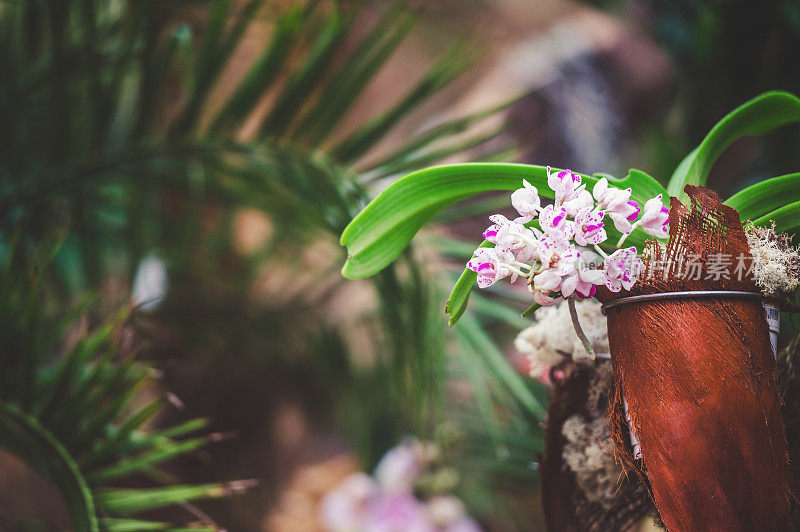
[724,173,800,221]
[753,200,800,235]
[667,91,800,199]
[341,164,662,278]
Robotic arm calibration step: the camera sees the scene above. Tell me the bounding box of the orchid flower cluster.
[467,167,669,306]
[321,439,480,532]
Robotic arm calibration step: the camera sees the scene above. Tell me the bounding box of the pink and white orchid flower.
[375,442,422,494]
[561,260,607,299]
[321,442,482,532]
[530,288,560,306]
[547,166,583,205]
[487,215,539,257]
[592,177,640,234]
[533,268,563,293]
[536,235,577,275]
[604,247,644,292]
[510,179,541,222]
[363,494,436,532]
[320,473,379,532]
[539,205,575,239]
[573,208,607,247]
[467,248,514,288]
[426,496,481,532]
[638,194,670,239]
[468,173,670,357]
[562,189,594,217]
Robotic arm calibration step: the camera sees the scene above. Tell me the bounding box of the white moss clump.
[561,361,620,506]
[515,299,609,372]
[562,414,619,505]
[746,222,800,297]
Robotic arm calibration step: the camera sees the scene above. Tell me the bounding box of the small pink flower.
[511,179,540,222]
[604,247,643,292]
[547,166,582,205]
[638,195,669,239]
[488,214,537,256]
[536,236,577,276]
[592,178,639,233]
[531,289,560,306]
[481,223,500,243]
[622,200,640,221]
[560,262,606,299]
[364,494,435,532]
[573,208,607,246]
[467,248,513,288]
[607,205,639,234]
[539,205,575,239]
[375,443,421,494]
[320,473,379,532]
[562,189,593,217]
[443,517,482,532]
[425,496,482,532]
[513,242,538,264]
[533,268,562,293]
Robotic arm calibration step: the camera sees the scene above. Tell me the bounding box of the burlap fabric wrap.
[598,185,795,530]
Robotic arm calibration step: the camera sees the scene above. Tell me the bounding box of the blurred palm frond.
[0,0,536,527]
[0,239,247,531]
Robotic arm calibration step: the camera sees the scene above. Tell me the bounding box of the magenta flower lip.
[585,222,603,232]
[626,200,641,221]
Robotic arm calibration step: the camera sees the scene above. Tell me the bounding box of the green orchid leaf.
[667,91,800,199]
[445,240,491,326]
[520,302,542,318]
[724,173,800,221]
[753,200,800,234]
[341,163,666,324]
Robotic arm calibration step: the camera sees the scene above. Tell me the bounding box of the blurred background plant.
[1,0,799,530]
[577,0,800,193]
[0,0,544,529]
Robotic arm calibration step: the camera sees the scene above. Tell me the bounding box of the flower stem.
[509,260,533,270]
[568,297,595,359]
[592,244,609,259]
[504,264,530,278]
[616,221,639,248]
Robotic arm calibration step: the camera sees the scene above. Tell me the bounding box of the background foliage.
[0,0,541,529]
[2,0,800,530]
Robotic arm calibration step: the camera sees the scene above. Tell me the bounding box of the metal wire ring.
[600,290,775,315]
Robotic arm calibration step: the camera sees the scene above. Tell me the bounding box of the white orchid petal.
[561,275,577,297]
